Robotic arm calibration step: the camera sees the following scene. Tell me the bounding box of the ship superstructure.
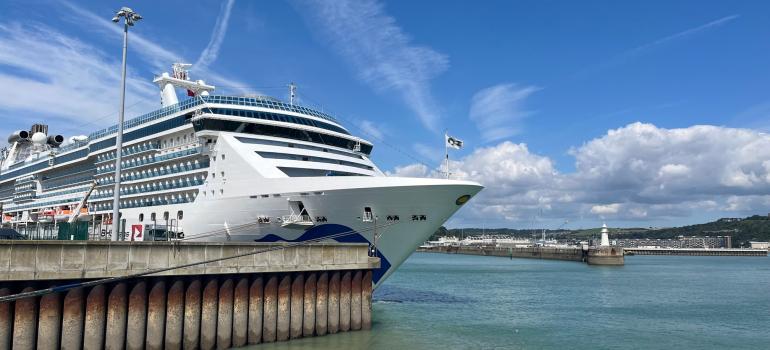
[0,64,482,286]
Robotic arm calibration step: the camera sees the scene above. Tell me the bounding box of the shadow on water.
[373,284,473,304]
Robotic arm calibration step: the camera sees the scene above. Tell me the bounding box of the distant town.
[429,214,770,250]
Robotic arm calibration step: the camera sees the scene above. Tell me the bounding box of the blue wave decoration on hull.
[254,224,391,284]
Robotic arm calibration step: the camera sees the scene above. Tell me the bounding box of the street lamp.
[110,7,141,241]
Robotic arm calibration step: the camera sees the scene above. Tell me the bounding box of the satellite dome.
[31,132,47,145]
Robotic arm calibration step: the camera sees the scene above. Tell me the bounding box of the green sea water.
[250,252,770,349]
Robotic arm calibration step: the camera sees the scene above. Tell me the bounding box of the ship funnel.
[47,134,64,147]
[8,130,29,144]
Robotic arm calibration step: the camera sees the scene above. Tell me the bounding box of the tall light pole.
[110,7,142,241]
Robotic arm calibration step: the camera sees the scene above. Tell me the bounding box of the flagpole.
[444,131,449,179]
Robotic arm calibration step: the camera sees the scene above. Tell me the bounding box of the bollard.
[262,275,277,343]
[315,272,329,336]
[0,288,12,350]
[276,274,291,341]
[232,277,249,348]
[61,288,85,350]
[247,276,263,345]
[12,287,38,350]
[126,281,147,350]
[290,273,304,339]
[105,283,128,350]
[183,278,202,350]
[362,271,373,330]
[216,278,234,350]
[146,280,166,350]
[339,271,351,332]
[200,278,219,350]
[83,285,106,350]
[303,273,317,337]
[37,291,62,350]
[165,280,184,350]
[327,271,340,334]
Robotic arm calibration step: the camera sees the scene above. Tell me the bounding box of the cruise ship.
[0,64,482,286]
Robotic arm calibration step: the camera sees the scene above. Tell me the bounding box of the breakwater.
[0,241,378,349]
[624,248,767,256]
[418,245,624,265]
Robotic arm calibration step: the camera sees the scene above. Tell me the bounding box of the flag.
[187,89,195,97]
[445,134,463,150]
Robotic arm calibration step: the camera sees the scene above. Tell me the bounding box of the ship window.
[139,213,144,222]
[221,171,224,177]
[363,207,373,222]
[163,211,169,220]
[221,154,225,160]
[151,212,156,221]
[177,211,183,220]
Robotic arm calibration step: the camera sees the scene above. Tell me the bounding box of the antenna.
[289,82,297,105]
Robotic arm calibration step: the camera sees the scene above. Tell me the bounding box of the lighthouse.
[600,223,610,247]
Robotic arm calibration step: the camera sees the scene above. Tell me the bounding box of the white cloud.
[0,22,157,134]
[387,163,431,178]
[390,122,770,225]
[0,1,256,139]
[292,0,448,131]
[59,1,249,91]
[196,0,236,69]
[469,83,541,142]
[625,15,739,57]
[412,143,443,163]
[355,119,387,140]
[590,203,621,215]
[575,14,739,78]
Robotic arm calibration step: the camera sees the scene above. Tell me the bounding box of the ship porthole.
[456,194,471,205]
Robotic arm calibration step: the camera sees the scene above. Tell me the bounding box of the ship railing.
[95,160,209,187]
[96,147,202,175]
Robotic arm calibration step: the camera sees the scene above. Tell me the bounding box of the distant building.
[717,218,742,223]
[614,236,732,249]
[749,241,769,250]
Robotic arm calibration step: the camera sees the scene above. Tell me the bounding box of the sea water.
[249,252,770,349]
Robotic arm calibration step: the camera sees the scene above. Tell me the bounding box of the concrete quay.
[419,245,624,265]
[624,247,767,256]
[0,241,379,350]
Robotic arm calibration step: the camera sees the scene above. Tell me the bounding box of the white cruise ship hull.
[183,177,482,286]
[0,77,483,289]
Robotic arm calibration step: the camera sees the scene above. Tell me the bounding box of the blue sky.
[3,0,770,230]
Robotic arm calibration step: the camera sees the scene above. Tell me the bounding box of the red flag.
[187,89,195,97]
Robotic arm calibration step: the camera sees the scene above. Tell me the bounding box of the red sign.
[131,225,143,241]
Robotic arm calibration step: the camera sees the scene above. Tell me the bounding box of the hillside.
[439,214,770,247]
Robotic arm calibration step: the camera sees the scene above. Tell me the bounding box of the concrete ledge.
[0,241,379,281]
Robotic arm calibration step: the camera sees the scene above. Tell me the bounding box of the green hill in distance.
[438,214,770,248]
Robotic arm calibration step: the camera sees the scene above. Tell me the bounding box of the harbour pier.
[0,240,378,349]
[624,247,767,256]
[420,245,625,265]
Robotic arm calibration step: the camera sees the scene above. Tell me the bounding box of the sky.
[2,0,770,230]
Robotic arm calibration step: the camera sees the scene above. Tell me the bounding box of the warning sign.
[131,224,144,241]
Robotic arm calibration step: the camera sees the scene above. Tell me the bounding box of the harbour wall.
[0,241,379,350]
[419,245,624,265]
[624,248,767,256]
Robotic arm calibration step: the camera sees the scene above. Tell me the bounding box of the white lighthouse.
[600,223,610,247]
